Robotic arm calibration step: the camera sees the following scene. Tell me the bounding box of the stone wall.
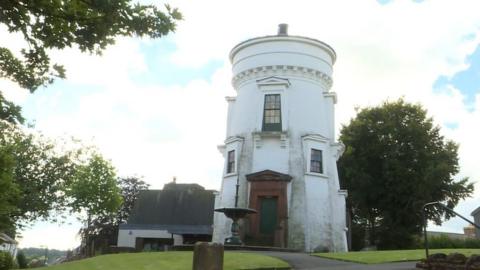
[416,253,480,270]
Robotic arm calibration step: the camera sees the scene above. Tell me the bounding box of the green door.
[260,197,278,234]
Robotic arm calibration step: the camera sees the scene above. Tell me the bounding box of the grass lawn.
[314,249,480,264]
[47,251,290,270]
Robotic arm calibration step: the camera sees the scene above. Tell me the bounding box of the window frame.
[310,148,323,174]
[227,150,235,174]
[262,94,282,132]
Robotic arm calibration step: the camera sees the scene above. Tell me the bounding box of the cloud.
[18,220,81,250]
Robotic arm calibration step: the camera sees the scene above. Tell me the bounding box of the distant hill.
[20,247,67,265]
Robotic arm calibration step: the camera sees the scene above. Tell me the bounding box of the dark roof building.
[471,207,480,238]
[117,182,216,250]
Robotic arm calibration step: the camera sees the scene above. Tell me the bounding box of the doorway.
[246,169,291,247]
[260,197,278,235]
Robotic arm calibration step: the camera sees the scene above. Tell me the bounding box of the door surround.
[246,170,291,247]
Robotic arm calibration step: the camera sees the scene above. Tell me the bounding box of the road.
[261,251,417,270]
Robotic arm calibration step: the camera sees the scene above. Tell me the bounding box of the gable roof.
[471,207,480,217]
[0,233,16,244]
[246,169,292,182]
[256,76,291,87]
[121,183,216,234]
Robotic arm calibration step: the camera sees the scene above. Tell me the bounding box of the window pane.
[227,150,235,173]
[310,149,323,173]
[263,94,282,131]
[275,95,281,107]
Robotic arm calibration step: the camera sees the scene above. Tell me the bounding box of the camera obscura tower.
[213,24,348,252]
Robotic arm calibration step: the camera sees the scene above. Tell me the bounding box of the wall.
[117,229,183,248]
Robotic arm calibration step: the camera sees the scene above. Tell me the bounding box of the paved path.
[260,251,417,270]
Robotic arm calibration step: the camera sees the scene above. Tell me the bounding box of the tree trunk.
[368,214,376,247]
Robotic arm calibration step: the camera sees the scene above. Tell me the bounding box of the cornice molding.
[323,92,337,104]
[224,136,244,145]
[302,133,330,143]
[331,142,345,161]
[246,169,292,182]
[225,96,236,102]
[232,65,333,90]
[230,35,336,64]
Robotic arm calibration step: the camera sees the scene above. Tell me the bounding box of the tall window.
[310,149,323,173]
[227,150,235,174]
[262,94,282,131]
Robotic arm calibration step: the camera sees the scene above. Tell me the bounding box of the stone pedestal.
[192,242,224,270]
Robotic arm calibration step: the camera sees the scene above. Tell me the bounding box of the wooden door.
[260,197,278,235]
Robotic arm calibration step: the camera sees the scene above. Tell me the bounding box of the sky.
[1,0,480,250]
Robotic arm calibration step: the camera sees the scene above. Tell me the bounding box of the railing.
[422,201,480,258]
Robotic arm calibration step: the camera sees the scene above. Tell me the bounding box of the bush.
[16,251,28,269]
[0,251,14,270]
[426,234,480,249]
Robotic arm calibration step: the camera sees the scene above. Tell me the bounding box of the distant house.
[117,182,216,251]
[427,231,469,240]
[0,233,18,258]
[471,207,480,238]
[464,225,476,238]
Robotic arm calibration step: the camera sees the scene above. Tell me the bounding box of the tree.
[0,93,24,125]
[68,154,122,220]
[0,251,14,270]
[16,251,28,269]
[0,144,19,235]
[0,0,181,93]
[0,121,80,229]
[116,177,150,224]
[338,99,473,250]
[1,120,123,239]
[80,176,149,254]
[67,154,122,256]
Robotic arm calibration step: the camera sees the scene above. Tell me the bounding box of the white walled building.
[212,25,348,252]
[117,183,215,251]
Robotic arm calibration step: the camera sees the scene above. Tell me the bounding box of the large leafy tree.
[68,154,122,221]
[0,92,24,125]
[339,99,473,250]
[0,0,181,93]
[0,120,123,240]
[67,154,122,256]
[0,144,19,235]
[0,121,79,227]
[0,0,181,123]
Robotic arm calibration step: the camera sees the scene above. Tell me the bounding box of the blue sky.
[1,0,480,249]
[434,44,480,111]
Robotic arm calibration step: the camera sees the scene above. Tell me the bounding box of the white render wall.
[117,229,183,248]
[213,33,347,252]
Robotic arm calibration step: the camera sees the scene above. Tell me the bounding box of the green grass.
[314,249,480,264]
[47,251,290,270]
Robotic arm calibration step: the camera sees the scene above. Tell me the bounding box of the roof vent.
[278,24,288,36]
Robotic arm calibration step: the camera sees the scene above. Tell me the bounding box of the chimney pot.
[278,24,288,36]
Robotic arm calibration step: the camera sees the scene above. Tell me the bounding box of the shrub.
[16,251,28,269]
[0,251,14,270]
[426,234,480,249]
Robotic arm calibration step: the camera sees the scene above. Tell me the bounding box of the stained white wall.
[117,229,183,248]
[252,138,288,173]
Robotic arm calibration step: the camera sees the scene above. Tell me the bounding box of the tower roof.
[229,24,337,64]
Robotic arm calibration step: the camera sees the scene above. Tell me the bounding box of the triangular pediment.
[302,133,330,143]
[256,76,290,87]
[246,169,292,182]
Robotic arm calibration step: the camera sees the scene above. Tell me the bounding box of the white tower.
[213,24,348,252]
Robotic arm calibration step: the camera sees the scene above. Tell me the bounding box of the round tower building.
[213,24,348,252]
